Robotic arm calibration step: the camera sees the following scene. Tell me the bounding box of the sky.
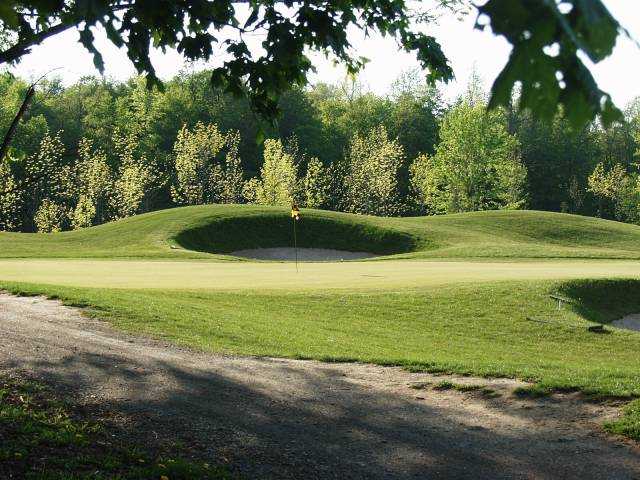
[7,0,640,107]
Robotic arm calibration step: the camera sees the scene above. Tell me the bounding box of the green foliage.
[387,70,443,161]
[33,198,65,233]
[0,1,625,126]
[409,154,437,214]
[303,157,330,209]
[478,0,623,128]
[0,74,49,157]
[217,131,245,204]
[513,111,600,214]
[171,122,229,205]
[588,162,627,203]
[342,125,406,216]
[0,69,639,232]
[110,130,160,219]
[411,101,526,213]
[72,194,97,230]
[0,158,20,230]
[74,138,113,226]
[0,0,453,121]
[34,77,118,155]
[24,131,69,231]
[587,162,631,218]
[251,139,299,206]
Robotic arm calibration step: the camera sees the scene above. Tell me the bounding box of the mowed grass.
[4,278,640,399]
[1,204,640,259]
[0,259,638,290]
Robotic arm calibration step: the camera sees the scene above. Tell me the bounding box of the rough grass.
[0,375,229,479]
[1,205,640,259]
[605,400,640,441]
[4,278,640,399]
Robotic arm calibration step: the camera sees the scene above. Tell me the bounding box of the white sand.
[230,247,378,261]
[611,313,640,332]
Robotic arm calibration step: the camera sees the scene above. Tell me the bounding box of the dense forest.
[0,69,639,232]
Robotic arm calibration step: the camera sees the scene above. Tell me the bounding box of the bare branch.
[0,85,35,163]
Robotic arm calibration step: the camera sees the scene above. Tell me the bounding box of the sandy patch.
[231,247,378,261]
[612,313,640,332]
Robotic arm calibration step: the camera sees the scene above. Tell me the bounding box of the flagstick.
[293,216,298,273]
[295,219,298,272]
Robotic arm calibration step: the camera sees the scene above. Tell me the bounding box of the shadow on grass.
[174,213,418,256]
[555,278,640,324]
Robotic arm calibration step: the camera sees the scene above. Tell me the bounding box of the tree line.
[0,69,638,232]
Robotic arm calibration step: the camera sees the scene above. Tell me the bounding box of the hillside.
[1,205,639,259]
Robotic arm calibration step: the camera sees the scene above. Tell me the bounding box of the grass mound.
[174,211,415,255]
[556,279,640,324]
[1,205,640,259]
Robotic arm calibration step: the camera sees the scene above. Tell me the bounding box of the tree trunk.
[0,85,35,163]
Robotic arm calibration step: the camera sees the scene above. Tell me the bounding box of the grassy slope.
[1,206,640,398]
[4,278,640,399]
[1,205,640,259]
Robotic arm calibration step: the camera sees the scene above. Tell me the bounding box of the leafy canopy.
[410,100,526,214]
[0,0,627,126]
[478,0,625,126]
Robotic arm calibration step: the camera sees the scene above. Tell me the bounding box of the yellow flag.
[291,205,300,220]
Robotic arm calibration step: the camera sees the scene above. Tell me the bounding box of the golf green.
[0,258,638,290]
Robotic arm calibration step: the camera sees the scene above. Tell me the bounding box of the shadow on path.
[1,294,639,479]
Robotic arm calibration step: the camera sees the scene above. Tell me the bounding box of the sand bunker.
[231,247,378,261]
[611,313,640,332]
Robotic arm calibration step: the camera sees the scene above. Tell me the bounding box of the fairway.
[1,258,640,290]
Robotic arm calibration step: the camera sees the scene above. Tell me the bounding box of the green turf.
[1,205,640,259]
[0,258,638,290]
[556,279,640,323]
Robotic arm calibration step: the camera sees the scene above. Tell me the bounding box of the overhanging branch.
[0,22,75,64]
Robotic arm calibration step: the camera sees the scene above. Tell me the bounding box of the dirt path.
[1,294,638,479]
